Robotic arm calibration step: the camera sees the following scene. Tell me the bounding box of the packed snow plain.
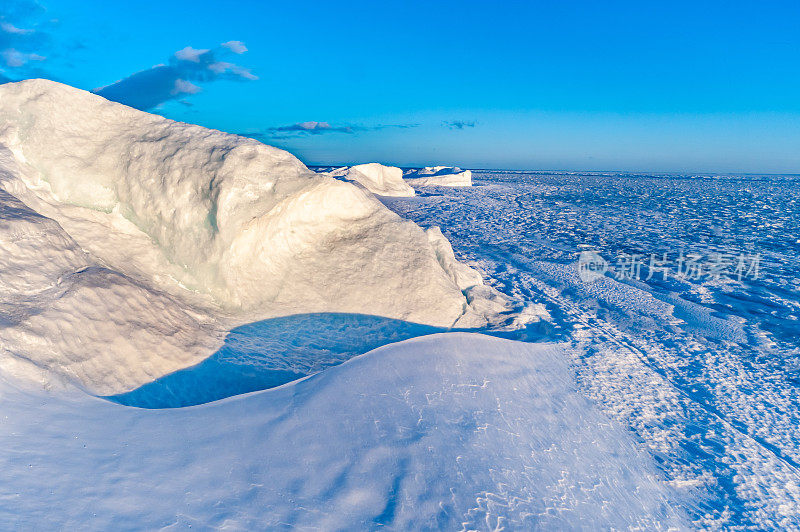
[0,79,795,529]
[381,170,800,529]
[2,334,689,530]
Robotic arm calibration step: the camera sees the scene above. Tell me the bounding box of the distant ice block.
[405,165,472,187]
[329,163,415,197]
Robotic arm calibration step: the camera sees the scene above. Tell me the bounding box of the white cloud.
[1,22,33,35]
[230,64,257,80]
[221,40,247,54]
[2,48,45,67]
[207,61,232,74]
[207,61,258,80]
[95,40,256,109]
[174,46,209,63]
[298,121,331,130]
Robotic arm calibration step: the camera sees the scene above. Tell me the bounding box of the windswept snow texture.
[381,170,800,529]
[0,333,688,530]
[329,163,415,197]
[405,165,473,187]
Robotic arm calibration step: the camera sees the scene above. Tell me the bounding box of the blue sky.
[1,0,799,172]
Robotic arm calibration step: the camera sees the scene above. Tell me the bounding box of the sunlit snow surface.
[4,165,800,529]
[380,170,800,529]
[1,334,689,530]
[104,169,800,527]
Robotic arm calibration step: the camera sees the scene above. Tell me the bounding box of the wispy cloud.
[1,48,44,67]
[94,42,257,110]
[444,120,476,129]
[173,78,201,94]
[242,121,418,140]
[272,121,355,134]
[173,46,209,63]
[0,0,51,78]
[1,21,33,35]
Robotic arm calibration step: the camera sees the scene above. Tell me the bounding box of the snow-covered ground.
[381,170,800,529]
[1,79,797,529]
[0,333,688,530]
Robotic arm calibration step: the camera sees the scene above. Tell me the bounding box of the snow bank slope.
[0,179,224,394]
[329,162,415,197]
[0,79,479,327]
[0,333,687,530]
[405,165,472,187]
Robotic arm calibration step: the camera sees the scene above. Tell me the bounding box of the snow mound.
[0,79,506,393]
[0,80,486,324]
[0,185,224,394]
[329,163,415,197]
[0,333,688,529]
[405,165,472,187]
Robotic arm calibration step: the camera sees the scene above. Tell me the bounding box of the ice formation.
[405,165,473,187]
[328,163,415,197]
[0,79,501,393]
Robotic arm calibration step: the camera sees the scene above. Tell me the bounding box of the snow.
[426,225,484,290]
[386,169,800,528]
[328,162,415,197]
[405,165,473,187]
[0,333,688,530]
[1,79,786,528]
[0,79,504,393]
[0,175,225,394]
[0,80,483,324]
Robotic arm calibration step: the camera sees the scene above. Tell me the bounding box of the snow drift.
[0,333,688,530]
[0,79,508,393]
[329,163,415,197]
[0,80,469,320]
[405,165,472,187]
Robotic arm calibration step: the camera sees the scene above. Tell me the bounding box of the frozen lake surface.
[380,170,800,528]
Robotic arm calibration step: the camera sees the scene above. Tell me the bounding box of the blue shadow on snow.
[105,312,554,409]
[106,313,442,409]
